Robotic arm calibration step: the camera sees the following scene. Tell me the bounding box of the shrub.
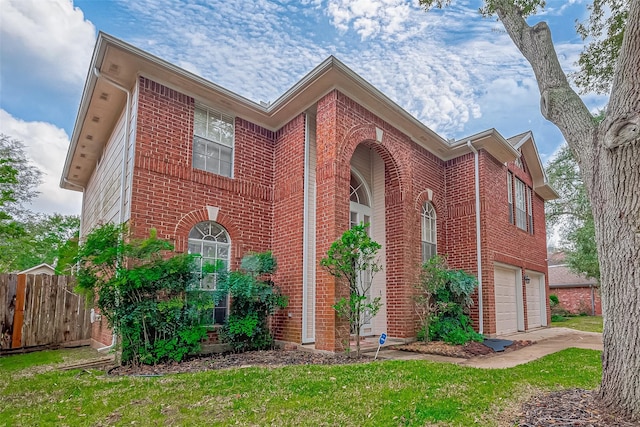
[320,224,383,357]
[75,224,212,365]
[415,255,483,345]
[549,294,559,306]
[215,252,288,352]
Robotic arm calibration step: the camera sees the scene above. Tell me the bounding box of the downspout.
[91,67,132,353]
[302,113,311,343]
[467,141,484,335]
[61,178,85,274]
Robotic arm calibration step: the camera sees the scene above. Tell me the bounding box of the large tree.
[417,0,639,419]
[0,213,80,273]
[546,144,599,280]
[0,134,42,220]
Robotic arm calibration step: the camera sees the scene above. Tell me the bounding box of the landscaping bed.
[108,349,362,376]
[391,339,533,358]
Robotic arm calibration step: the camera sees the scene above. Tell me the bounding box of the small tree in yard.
[75,223,213,365]
[414,256,483,345]
[215,251,288,352]
[321,224,382,357]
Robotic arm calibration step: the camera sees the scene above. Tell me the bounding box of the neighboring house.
[61,33,557,351]
[18,263,55,275]
[548,252,601,315]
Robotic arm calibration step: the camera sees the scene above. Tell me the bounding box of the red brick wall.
[552,287,602,315]
[443,153,482,325]
[314,90,447,350]
[130,77,274,259]
[481,152,550,333]
[272,114,307,343]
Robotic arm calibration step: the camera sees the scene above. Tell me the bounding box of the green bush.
[215,252,288,352]
[549,294,559,306]
[320,224,383,357]
[75,224,213,365]
[415,256,483,345]
[551,314,568,322]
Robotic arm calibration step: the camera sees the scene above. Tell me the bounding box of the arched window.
[350,173,370,206]
[421,202,437,263]
[188,221,230,324]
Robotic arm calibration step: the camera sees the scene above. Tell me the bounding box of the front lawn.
[551,315,603,333]
[0,347,601,426]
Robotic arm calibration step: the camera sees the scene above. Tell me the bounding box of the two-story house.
[62,33,557,351]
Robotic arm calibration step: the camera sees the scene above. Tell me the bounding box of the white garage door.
[526,274,545,329]
[495,267,518,334]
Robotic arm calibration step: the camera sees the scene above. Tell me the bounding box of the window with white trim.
[188,221,230,324]
[193,106,234,177]
[421,202,437,263]
[515,178,527,230]
[507,172,514,224]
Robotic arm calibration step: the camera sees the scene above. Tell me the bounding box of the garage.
[494,265,523,335]
[526,272,546,329]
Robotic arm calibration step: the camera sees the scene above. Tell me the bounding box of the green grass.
[551,315,603,333]
[0,347,602,426]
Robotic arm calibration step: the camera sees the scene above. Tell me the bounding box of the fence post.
[11,274,26,348]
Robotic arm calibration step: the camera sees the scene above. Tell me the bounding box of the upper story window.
[515,178,527,230]
[188,221,230,324]
[421,202,437,263]
[193,106,234,177]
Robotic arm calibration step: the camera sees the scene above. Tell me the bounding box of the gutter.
[467,140,484,335]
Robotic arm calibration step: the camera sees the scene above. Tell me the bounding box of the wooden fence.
[0,274,91,351]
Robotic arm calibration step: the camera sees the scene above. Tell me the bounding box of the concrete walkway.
[375,327,603,369]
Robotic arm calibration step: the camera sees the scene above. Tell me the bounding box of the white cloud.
[0,109,82,216]
[325,0,414,40]
[0,0,96,87]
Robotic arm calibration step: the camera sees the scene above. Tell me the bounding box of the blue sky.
[0,0,607,216]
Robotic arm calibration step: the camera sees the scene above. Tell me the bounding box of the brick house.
[548,252,601,315]
[61,33,557,351]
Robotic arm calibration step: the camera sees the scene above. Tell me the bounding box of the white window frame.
[193,105,234,177]
[507,172,514,224]
[188,221,231,325]
[421,202,437,263]
[515,178,527,231]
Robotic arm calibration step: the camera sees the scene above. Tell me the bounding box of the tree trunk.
[493,0,640,420]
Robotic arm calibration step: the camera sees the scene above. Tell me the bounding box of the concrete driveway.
[376,327,603,369]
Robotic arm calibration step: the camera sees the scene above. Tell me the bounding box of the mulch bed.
[390,339,533,358]
[108,349,362,376]
[517,388,638,427]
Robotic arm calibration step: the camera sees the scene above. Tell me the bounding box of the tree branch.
[604,0,640,149]
[492,0,597,164]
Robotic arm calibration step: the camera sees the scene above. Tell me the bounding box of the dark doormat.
[483,338,514,352]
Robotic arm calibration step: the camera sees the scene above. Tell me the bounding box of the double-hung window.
[527,187,534,234]
[193,106,234,177]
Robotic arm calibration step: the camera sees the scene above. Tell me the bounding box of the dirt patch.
[517,388,638,427]
[108,349,363,376]
[391,340,533,359]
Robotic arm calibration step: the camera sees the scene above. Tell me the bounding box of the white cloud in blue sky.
[0,0,608,215]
